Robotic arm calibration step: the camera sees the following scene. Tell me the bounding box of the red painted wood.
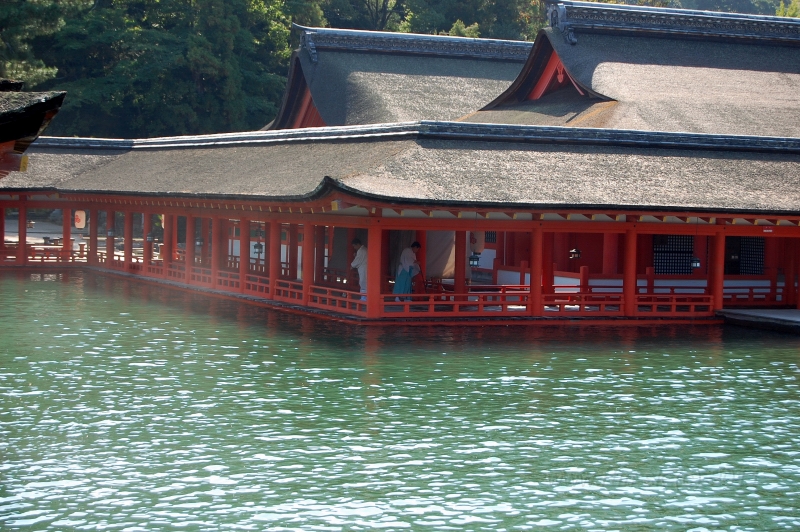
[455,230,467,295]
[162,214,173,280]
[143,212,152,267]
[106,210,114,268]
[543,232,554,294]
[366,224,383,318]
[124,211,133,271]
[17,204,27,265]
[603,232,619,275]
[531,226,543,317]
[302,224,315,304]
[239,218,250,294]
[710,232,726,310]
[287,224,298,279]
[89,209,98,266]
[624,228,637,317]
[269,221,282,299]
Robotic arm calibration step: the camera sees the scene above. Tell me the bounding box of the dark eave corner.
[0,80,66,178]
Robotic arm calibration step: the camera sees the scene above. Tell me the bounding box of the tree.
[777,0,800,15]
[0,0,74,87]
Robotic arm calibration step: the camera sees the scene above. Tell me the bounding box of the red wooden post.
[88,209,98,266]
[455,230,467,295]
[161,214,172,279]
[124,210,133,271]
[302,223,315,304]
[106,210,114,268]
[200,218,210,266]
[211,217,221,288]
[269,221,281,298]
[710,232,726,311]
[62,208,72,262]
[415,230,427,274]
[185,215,195,277]
[239,218,250,293]
[795,239,800,310]
[366,223,383,318]
[782,238,796,306]
[530,225,543,317]
[519,260,528,285]
[580,265,590,293]
[288,224,298,279]
[646,266,655,294]
[0,206,5,253]
[542,232,555,294]
[602,232,619,275]
[17,203,27,265]
[314,225,326,283]
[623,228,637,317]
[143,212,152,269]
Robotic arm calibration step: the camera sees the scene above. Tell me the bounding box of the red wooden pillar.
[302,224,315,304]
[269,220,281,298]
[782,238,796,306]
[185,216,195,276]
[543,232,554,294]
[580,265,590,293]
[795,239,800,310]
[380,229,390,293]
[62,208,72,262]
[416,230,428,289]
[455,230,467,295]
[314,225,326,283]
[105,210,115,268]
[239,218,250,293]
[366,223,383,318]
[88,209,98,266]
[161,214,172,279]
[211,217,221,287]
[17,203,27,265]
[645,266,655,294]
[623,228,637,317]
[143,212,152,268]
[200,218,210,266]
[172,216,180,261]
[530,225,543,317]
[602,232,619,275]
[288,224,298,279]
[496,232,506,267]
[710,231,726,311]
[0,206,5,253]
[124,211,133,272]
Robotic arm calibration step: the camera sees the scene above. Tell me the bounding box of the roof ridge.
[545,0,800,45]
[32,121,800,154]
[293,24,532,63]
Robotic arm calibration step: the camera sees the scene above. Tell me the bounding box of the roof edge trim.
[34,121,800,154]
[294,24,532,62]
[545,0,800,45]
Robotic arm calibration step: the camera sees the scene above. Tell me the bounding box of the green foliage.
[448,19,480,37]
[0,0,79,87]
[399,0,545,39]
[322,0,404,30]
[35,0,292,138]
[777,0,800,16]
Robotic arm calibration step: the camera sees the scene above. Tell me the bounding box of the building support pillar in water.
[302,223,315,305]
[62,208,72,262]
[123,211,133,271]
[185,215,195,273]
[530,225,543,317]
[105,210,114,268]
[623,227,637,317]
[88,209,98,266]
[710,231,726,311]
[543,232,554,294]
[269,221,281,299]
[366,223,383,318]
[211,217,221,286]
[455,230,467,296]
[143,212,152,268]
[161,213,173,280]
[239,217,250,293]
[287,224,298,280]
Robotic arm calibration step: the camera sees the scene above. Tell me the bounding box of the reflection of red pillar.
[302,224,315,304]
[62,208,72,262]
[623,229,637,317]
[543,232,554,294]
[366,224,383,318]
[124,211,133,272]
[269,221,281,299]
[602,232,619,275]
[710,232,726,310]
[530,226,543,317]
[455,231,467,294]
[239,218,250,293]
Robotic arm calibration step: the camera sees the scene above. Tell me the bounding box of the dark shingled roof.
[4,122,800,215]
[475,3,800,136]
[270,26,529,128]
[0,89,66,149]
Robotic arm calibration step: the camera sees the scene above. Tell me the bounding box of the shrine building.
[1,0,800,325]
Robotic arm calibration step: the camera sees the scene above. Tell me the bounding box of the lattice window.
[653,235,694,274]
[485,231,497,244]
[739,237,765,275]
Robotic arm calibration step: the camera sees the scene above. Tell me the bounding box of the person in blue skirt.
[393,241,421,301]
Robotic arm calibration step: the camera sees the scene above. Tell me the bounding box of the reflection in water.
[1,271,799,530]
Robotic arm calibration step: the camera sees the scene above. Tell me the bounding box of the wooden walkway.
[718,309,800,334]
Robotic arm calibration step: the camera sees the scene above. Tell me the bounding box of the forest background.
[1,0,796,139]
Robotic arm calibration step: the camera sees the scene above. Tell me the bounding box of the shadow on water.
[51,270,800,359]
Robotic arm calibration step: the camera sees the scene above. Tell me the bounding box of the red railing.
[636,294,714,316]
[308,285,367,315]
[243,274,270,296]
[166,262,186,281]
[273,279,304,303]
[381,287,532,317]
[723,285,784,306]
[543,293,624,315]
[215,270,240,290]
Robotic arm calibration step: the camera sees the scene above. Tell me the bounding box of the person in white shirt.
[392,241,421,300]
[350,238,368,298]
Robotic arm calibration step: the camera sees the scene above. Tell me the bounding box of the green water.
[1,271,799,531]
